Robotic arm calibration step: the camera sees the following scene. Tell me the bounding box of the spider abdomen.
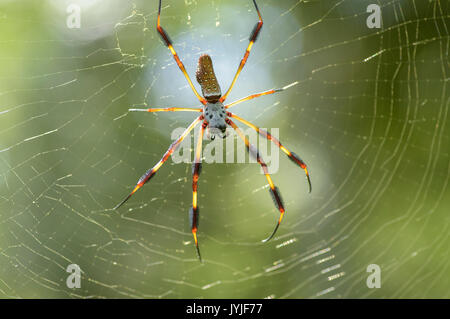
[196,54,222,103]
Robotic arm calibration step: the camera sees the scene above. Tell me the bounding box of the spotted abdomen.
[196,54,222,103]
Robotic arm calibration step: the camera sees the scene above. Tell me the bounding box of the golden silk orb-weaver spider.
[114,0,311,262]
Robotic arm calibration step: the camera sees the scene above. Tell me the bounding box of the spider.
[114,0,311,262]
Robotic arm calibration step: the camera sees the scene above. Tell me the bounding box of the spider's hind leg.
[220,0,263,102]
[157,0,206,105]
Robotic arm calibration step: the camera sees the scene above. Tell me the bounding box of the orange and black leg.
[220,0,263,102]
[225,88,282,109]
[114,115,203,210]
[227,112,311,192]
[190,121,207,261]
[129,107,202,113]
[226,118,285,242]
[157,0,207,105]
[225,82,299,110]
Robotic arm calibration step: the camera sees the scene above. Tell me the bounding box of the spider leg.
[220,0,263,103]
[157,0,207,105]
[225,89,281,109]
[226,118,285,243]
[225,82,299,110]
[227,112,312,192]
[190,121,207,262]
[129,107,202,113]
[114,115,203,210]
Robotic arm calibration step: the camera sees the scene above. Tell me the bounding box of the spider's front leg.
[190,121,207,262]
[226,118,285,242]
[114,115,203,210]
[227,112,311,192]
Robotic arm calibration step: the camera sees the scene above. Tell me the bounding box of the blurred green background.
[0,0,448,298]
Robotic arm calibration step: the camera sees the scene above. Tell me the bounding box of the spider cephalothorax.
[115,0,311,262]
[203,101,227,139]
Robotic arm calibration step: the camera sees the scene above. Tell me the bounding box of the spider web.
[0,0,449,298]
